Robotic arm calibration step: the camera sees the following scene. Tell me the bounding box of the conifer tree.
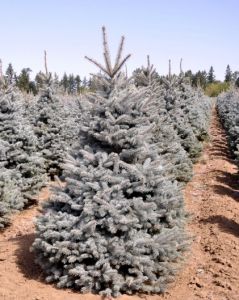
[5,63,16,86]
[225,64,232,82]
[133,56,159,87]
[132,57,193,182]
[35,71,45,91]
[207,66,215,84]
[68,74,77,94]
[0,87,47,227]
[17,68,32,92]
[0,161,24,228]
[217,90,239,166]
[161,75,212,161]
[32,27,188,297]
[60,73,69,93]
[232,71,239,82]
[29,72,79,177]
[75,75,81,93]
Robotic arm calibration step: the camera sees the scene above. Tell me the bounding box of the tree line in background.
[184,65,239,97]
[1,61,239,96]
[1,63,90,95]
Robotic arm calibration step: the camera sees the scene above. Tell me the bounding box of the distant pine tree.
[207,66,215,84]
[17,68,32,93]
[5,63,16,86]
[225,64,232,82]
[60,72,69,93]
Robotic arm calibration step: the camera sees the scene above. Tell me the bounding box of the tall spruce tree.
[61,73,69,93]
[5,63,15,86]
[17,68,32,92]
[225,65,232,82]
[75,75,81,93]
[32,27,188,297]
[207,66,215,84]
[68,74,77,94]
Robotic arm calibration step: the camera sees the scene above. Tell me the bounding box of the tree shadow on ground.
[10,233,44,281]
[10,233,82,295]
[202,215,239,238]
[215,171,239,191]
[212,184,239,202]
[209,153,234,163]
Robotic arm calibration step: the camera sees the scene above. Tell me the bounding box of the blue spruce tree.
[32,27,189,297]
[0,86,46,228]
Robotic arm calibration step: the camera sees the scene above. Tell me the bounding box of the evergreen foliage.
[16,68,36,94]
[132,59,193,182]
[159,75,212,162]
[32,27,189,297]
[133,56,160,87]
[225,65,232,82]
[32,75,189,296]
[236,77,239,88]
[207,66,215,84]
[0,87,47,228]
[133,61,212,163]
[28,74,80,177]
[5,63,16,85]
[0,166,23,228]
[217,89,239,166]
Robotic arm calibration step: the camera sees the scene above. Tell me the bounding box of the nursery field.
[0,27,239,300]
[0,107,238,300]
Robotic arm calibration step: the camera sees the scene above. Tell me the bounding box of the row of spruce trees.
[0,69,81,227]
[0,61,90,95]
[1,53,239,96]
[27,28,213,296]
[217,89,239,167]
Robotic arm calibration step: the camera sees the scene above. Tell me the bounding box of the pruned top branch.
[180,58,183,74]
[44,50,48,76]
[146,55,155,75]
[168,59,172,79]
[0,59,3,78]
[85,26,131,78]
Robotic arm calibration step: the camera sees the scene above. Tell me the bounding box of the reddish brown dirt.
[0,108,239,300]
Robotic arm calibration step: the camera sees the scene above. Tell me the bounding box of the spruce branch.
[85,27,131,78]
[180,58,183,74]
[114,35,125,72]
[146,55,155,79]
[85,56,109,75]
[111,54,131,77]
[102,26,113,75]
[168,59,172,79]
[44,50,48,76]
[0,59,3,78]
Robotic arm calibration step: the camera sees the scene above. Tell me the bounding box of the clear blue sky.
[0,0,238,80]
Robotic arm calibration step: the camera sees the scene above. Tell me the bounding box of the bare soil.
[0,108,238,300]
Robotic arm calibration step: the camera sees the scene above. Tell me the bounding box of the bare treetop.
[44,50,48,76]
[85,26,131,78]
[180,58,183,74]
[0,59,3,78]
[168,59,172,79]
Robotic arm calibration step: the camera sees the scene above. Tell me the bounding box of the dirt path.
[0,108,238,300]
